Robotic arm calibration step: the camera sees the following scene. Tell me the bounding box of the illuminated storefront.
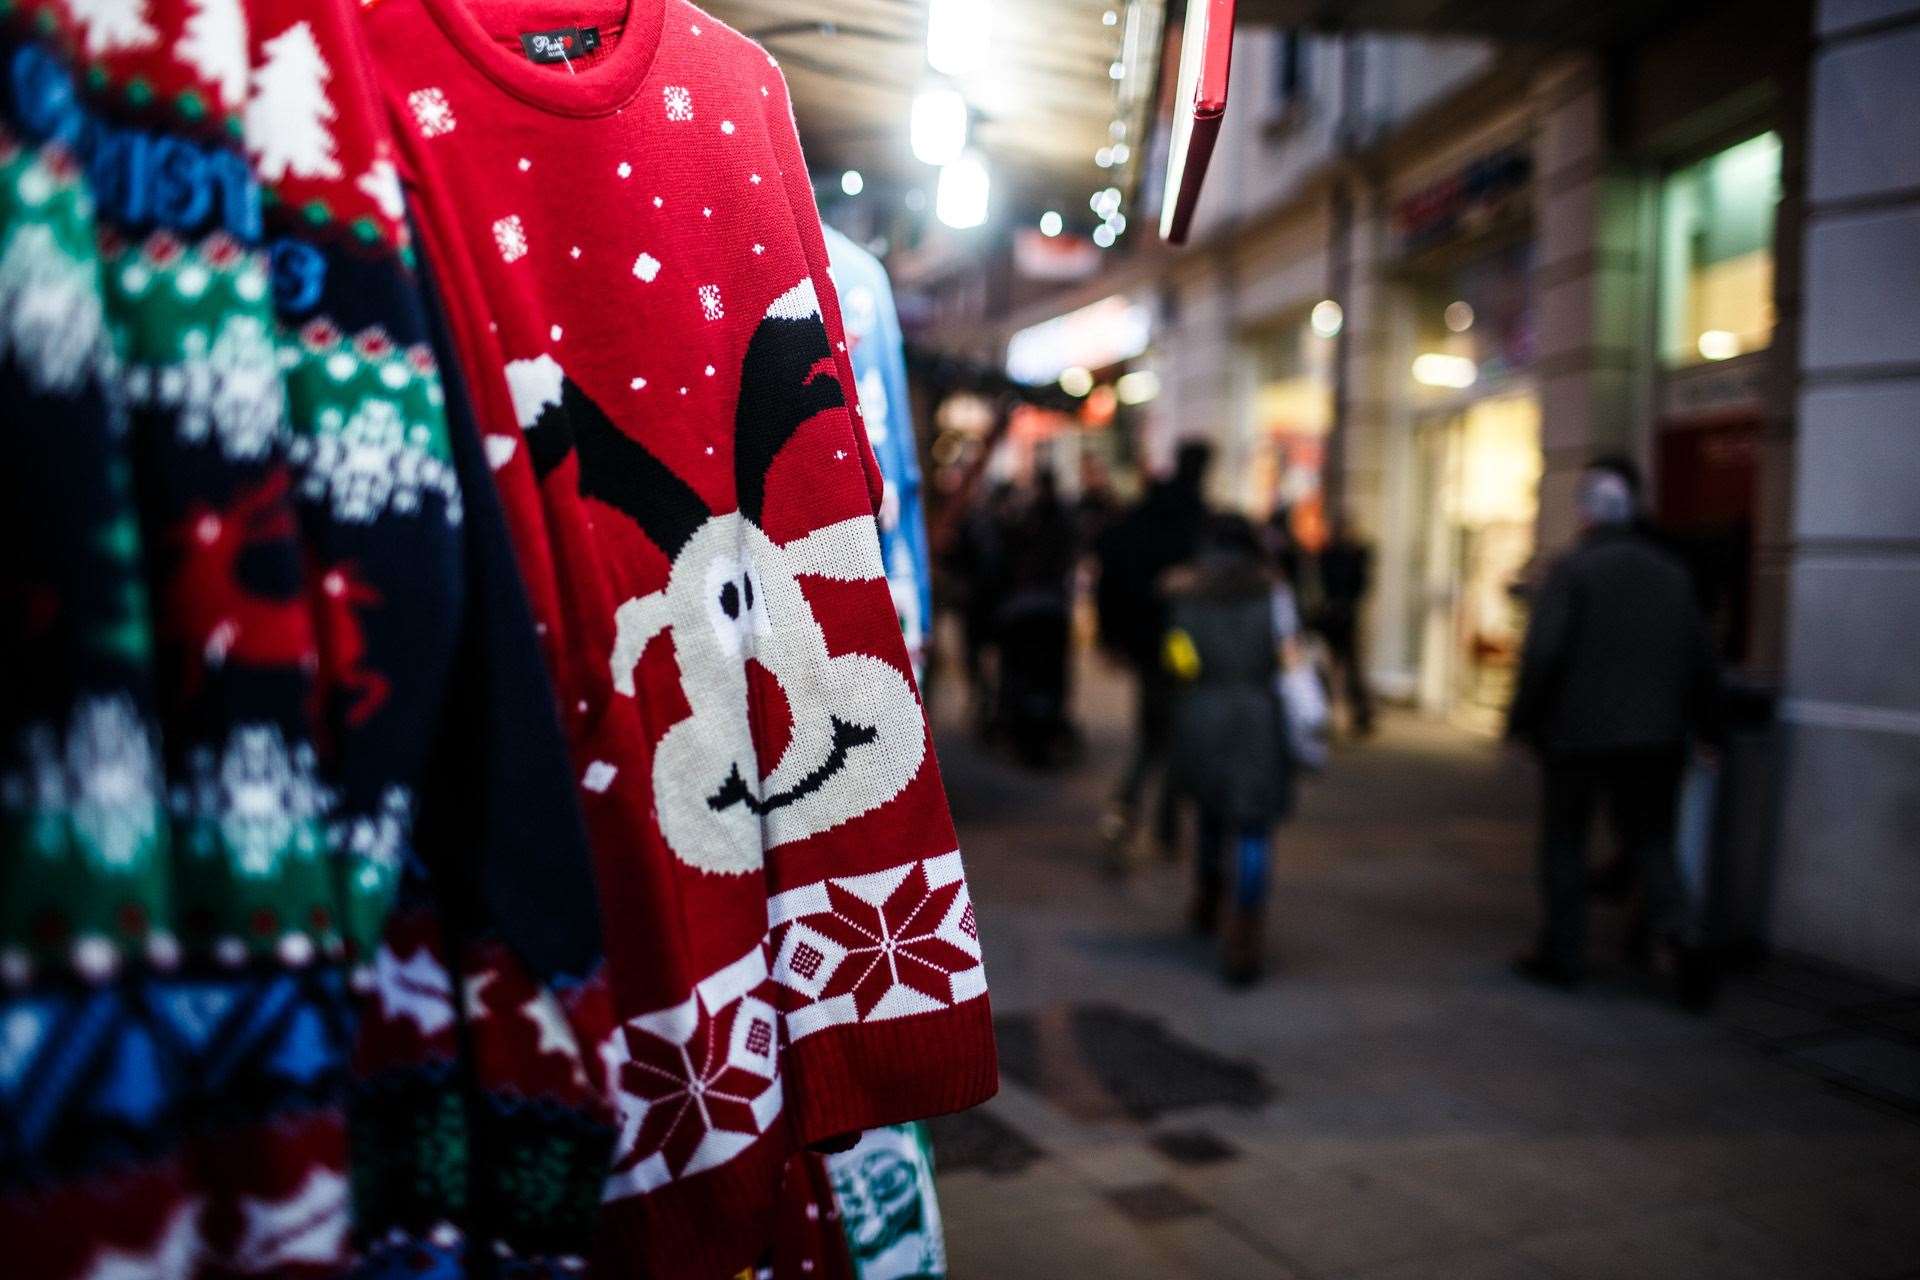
[1390,158,1541,728]
[1651,131,1783,665]
[1238,308,1335,547]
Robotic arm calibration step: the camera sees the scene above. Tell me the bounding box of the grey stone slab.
[1795,379,1920,543]
[1363,1137,1606,1239]
[1728,1173,1920,1279]
[1204,1164,1489,1276]
[1140,1215,1305,1279]
[943,1200,1201,1280]
[1783,562,1920,715]
[1820,0,1920,37]
[1336,1247,1561,1280]
[1104,1180,1210,1224]
[1715,988,1845,1042]
[1772,721,1920,988]
[1515,1204,1851,1280]
[1055,1141,1183,1192]
[1151,1127,1244,1167]
[1803,206,1920,372]
[1782,1034,1920,1108]
[1812,25,1920,202]
[927,1104,1045,1176]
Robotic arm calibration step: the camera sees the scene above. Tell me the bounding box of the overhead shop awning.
[697,1,1167,221]
[1234,0,1677,46]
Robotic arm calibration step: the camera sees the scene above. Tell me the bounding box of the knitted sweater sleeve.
[750,56,1000,1147]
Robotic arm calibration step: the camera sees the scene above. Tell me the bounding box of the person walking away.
[952,482,1013,739]
[997,470,1079,766]
[1095,441,1213,862]
[1315,520,1375,737]
[1506,458,1721,1000]
[1164,515,1300,985]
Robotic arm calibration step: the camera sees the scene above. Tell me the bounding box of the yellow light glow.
[1059,366,1095,397]
[1412,353,1478,388]
[1697,329,1740,360]
[1115,369,1160,404]
[1310,299,1343,338]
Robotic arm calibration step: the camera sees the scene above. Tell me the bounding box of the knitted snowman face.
[507,279,924,878]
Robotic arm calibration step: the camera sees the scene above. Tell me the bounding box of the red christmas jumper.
[354,1,997,1275]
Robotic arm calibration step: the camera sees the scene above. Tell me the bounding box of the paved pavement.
[926,654,1920,1280]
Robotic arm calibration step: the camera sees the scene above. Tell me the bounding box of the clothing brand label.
[519,26,600,63]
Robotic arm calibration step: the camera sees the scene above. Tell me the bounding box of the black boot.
[1222,909,1263,986]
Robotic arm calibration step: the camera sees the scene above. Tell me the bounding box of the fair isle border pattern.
[598,854,984,1201]
[768,851,985,1040]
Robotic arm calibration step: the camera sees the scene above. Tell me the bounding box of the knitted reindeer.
[506,278,925,878]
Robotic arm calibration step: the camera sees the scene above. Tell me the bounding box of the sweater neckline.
[417,0,666,117]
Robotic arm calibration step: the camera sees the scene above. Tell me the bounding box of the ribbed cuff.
[783,995,1000,1145]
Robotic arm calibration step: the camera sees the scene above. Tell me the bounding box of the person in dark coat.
[1165,514,1299,985]
[1507,457,1720,992]
[1095,441,1212,862]
[996,470,1078,766]
[1314,521,1375,737]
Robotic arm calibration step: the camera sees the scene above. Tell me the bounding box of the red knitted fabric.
[355,2,997,1275]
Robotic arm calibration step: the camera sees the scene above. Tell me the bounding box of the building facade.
[933,1,1918,984]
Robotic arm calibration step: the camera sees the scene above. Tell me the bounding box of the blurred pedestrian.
[1314,518,1375,737]
[1095,441,1213,862]
[1507,458,1721,998]
[996,470,1078,766]
[952,481,1013,738]
[1164,514,1301,986]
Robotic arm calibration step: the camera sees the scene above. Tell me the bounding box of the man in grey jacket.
[1507,458,1720,991]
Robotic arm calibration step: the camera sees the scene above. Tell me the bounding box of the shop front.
[1237,305,1336,546]
[1388,160,1540,730]
[1652,130,1782,667]
[1002,292,1158,496]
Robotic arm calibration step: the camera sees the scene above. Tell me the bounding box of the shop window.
[1659,132,1781,367]
[1265,30,1312,128]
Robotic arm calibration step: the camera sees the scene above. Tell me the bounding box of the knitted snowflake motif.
[663,84,693,122]
[492,215,528,263]
[407,86,456,138]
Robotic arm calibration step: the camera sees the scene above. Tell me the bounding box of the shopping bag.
[1279,660,1330,771]
[1675,754,1719,926]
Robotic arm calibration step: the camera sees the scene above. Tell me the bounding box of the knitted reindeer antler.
[734,278,845,529]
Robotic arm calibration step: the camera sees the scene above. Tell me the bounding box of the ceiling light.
[1095,147,1114,168]
[1039,210,1063,237]
[1444,300,1475,332]
[1697,329,1740,360]
[840,169,864,196]
[1059,366,1094,397]
[936,150,990,229]
[1109,61,1125,80]
[1091,186,1121,217]
[1411,353,1478,388]
[1108,212,1126,234]
[1110,142,1130,164]
[1310,299,1343,338]
[927,0,992,76]
[910,87,969,166]
[1115,369,1160,404]
[1093,223,1116,248]
[1102,9,1118,25]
